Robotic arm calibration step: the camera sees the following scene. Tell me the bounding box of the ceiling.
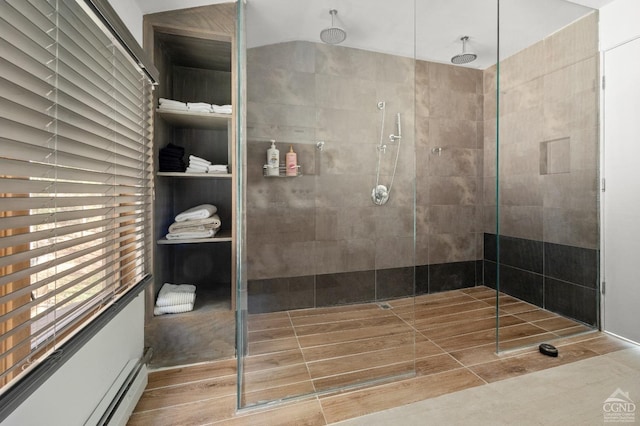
[134,0,615,69]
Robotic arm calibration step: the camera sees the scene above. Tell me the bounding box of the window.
[0,0,154,391]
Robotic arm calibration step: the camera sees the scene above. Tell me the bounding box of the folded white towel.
[165,229,216,239]
[168,216,221,232]
[188,107,212,114]
[189,161,210,170]
[168,225,215,234]
[159,98,188,111]
[154,303,194,315]
[189,163,210,171]
[175,204,217,222]
[187,102,212,108]
[185,167,206,173]
[168,214,221,233]
[158,103,188,112]
[159,98,186,107]
[186,162,208,171]
[187,102,213,112]
[189,155,211,166]
[212,104,232,114]
[207,165,228,173]
[155,283,196,307]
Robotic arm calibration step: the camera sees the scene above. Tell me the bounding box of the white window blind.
[0,0,154,391]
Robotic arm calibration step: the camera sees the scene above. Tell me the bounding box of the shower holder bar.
[263,164,302,178]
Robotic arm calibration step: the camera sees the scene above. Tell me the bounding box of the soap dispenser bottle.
[286,145,297,176]
[266,140,279,176]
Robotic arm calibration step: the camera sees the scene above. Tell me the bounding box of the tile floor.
[129,286,638,425]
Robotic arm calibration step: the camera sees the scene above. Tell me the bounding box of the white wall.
[108,0,144,44]
[599,0,640,342]
[600,0,640,49]
[3,294,145,426]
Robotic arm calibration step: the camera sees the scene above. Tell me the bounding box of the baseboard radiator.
[85,349,151,426]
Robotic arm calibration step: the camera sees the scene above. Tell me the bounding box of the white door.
[602,37,640,344]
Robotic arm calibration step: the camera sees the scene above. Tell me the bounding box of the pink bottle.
[286,145,297,176]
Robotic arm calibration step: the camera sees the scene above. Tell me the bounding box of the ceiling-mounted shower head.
[320,9,347,45]
[451,36,477,65]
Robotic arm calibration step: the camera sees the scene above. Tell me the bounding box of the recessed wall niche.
[540,137,571,175]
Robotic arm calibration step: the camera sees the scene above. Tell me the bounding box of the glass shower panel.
[235,0,248,411]
[237,0,417,409]
[495,1,600,352]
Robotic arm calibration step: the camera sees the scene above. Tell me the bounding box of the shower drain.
[378,302,392,310]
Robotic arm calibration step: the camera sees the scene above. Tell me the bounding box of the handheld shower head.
[320,9,347,45]
[451,36,477,65]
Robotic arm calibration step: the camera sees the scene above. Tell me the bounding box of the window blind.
[0,0,154,391]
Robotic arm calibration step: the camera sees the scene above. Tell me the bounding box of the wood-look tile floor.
[129,286,636,425]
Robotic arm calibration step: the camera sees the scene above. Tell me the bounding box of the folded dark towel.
[159,158,185,166]
[160,151,183,159]
[160,143,185,158]
[158,143,186,172]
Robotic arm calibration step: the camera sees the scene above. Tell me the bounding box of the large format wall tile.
[248,276,315,314]
[544,278,598,326]
[484,14,599,253]
[316,271,376,306]
[249,41,484,282]
[483,233,598,325]
[247,260,480,313]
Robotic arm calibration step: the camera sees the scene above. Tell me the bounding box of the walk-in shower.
[239,0,600,411]
[372,101,403,206]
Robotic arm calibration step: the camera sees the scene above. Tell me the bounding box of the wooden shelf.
[157,229,232,245]
[157,109,231,129]
[157,172,232,178]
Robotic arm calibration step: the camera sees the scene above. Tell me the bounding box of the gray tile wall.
[245,12,598,312]
[415,61,484,267]
[483,13,599,250]
[246,41,484,284]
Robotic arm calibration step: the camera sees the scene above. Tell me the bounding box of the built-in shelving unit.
[143,3,237,368]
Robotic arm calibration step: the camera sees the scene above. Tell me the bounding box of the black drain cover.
[539,343,558,357]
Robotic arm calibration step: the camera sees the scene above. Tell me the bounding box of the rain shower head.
[320,9,347,45]
[451,36,477,65]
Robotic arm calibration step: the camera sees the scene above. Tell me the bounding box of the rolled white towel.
[189,155,211,166]
[155,283,196,307]
[168,215,221,233]
[165,229,216,239]
[175,204,217,222]
[212,104,232,114]
[154,303,194,316]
